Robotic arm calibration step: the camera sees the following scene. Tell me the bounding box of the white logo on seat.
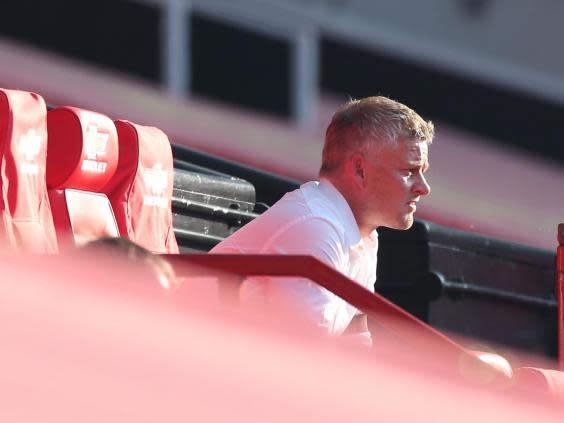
[18,129,42,175]
[81,124,109,173]
[143,163,168,208]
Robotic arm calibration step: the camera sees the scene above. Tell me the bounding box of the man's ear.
[349,153,366,186]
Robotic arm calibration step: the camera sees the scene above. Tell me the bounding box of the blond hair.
[320,96,434,175]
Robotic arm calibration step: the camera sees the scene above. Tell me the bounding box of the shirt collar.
[318,178,378,249]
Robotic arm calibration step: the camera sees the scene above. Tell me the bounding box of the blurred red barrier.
[1,252,562,421]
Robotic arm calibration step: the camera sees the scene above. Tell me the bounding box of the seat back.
[46,106,120,250]
[0,88,58,253]
[103,120,178,253]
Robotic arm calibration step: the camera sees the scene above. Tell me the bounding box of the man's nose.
[414,174,431,196]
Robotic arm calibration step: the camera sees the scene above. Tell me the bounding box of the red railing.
[165,253,475,367]
[557,224,564,370]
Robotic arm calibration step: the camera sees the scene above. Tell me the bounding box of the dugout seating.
[170,144,263,253]
[46,106,120,250]
[0,88,58,253]
[102,120,178,253]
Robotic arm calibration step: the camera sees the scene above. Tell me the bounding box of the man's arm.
[341,314,372,347]
[343,314,368,335]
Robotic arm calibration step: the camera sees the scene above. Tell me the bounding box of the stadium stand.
[46,106,119,250]
[103,120,178,253]
[0,88,58,253]
[0,85,563,402]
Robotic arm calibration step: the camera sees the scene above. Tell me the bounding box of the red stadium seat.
[46,106,120,250]
[0,88,58,253]
[103,120,178,253]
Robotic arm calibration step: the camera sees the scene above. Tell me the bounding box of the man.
[210,96,434,342]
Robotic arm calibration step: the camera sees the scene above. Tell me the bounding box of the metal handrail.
[165,253,474,366]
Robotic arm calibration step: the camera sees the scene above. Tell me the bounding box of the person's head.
[80,236,178,290]
[320,96,434,234]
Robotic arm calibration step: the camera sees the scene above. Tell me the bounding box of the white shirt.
[210,179,378,336]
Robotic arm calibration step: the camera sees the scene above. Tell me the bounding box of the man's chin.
[395,215,414,230]
[382,216,414,231]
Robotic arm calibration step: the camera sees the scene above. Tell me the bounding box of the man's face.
[362,138,430,230]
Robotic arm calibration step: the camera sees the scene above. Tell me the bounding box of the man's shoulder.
[299,182,350,230]
[209,180,350,254]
